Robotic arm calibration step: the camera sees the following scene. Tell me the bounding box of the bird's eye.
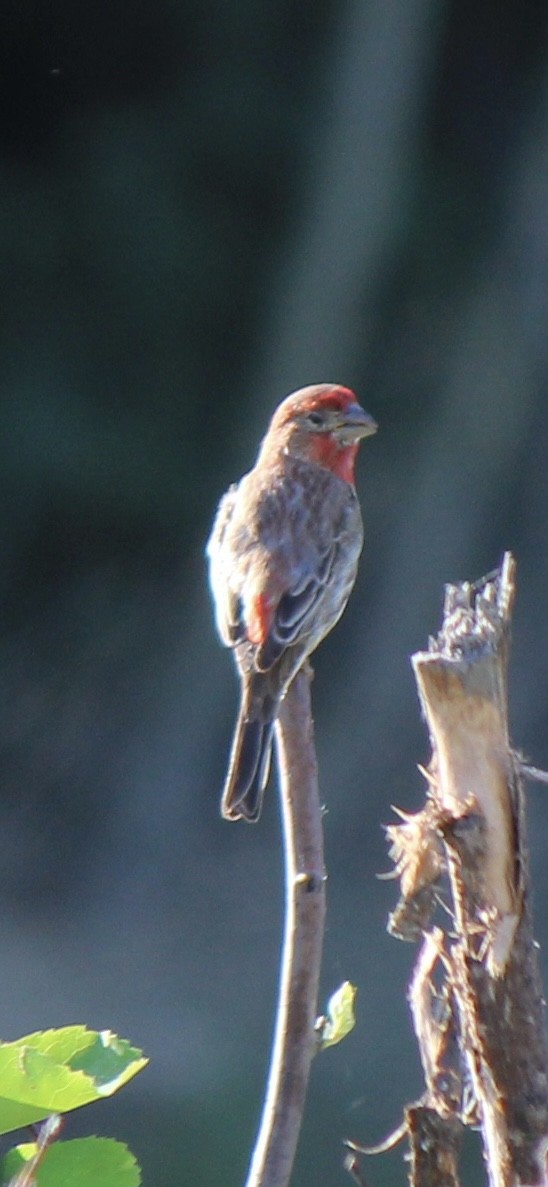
[306,411,324,427]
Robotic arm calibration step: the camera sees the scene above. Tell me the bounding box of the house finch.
[207,383,377,822]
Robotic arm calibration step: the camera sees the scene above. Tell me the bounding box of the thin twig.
[343,1150,371,1187]
[345,1119,408,1156]
[245,668,326,1187]
[8,1115,63,1187]
[521,763,548,785]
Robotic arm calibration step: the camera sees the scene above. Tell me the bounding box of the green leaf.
[0,1028,147,1135]
[317,981,357,1050]
[0,1136,141,1187]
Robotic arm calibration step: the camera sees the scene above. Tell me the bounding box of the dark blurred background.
[1,0,548,1183]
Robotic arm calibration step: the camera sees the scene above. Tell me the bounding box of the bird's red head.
[261,383,377,484]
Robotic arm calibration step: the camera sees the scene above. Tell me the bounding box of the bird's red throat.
[308,435,358,484]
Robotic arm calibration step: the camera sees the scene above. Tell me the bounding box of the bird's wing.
[210,468,360,668]
[253,539,340,671]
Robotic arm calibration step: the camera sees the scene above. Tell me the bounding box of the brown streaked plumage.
[207,383,377,821]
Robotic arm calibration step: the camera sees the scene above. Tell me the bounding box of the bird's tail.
[221,690,277,823]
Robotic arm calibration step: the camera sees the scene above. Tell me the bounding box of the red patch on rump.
[247,593,274,646]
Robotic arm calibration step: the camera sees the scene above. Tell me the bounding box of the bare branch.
[245,668,326,1187]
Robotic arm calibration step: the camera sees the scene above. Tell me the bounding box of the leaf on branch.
[0,1027,147,1136]
[316,982,356,1050]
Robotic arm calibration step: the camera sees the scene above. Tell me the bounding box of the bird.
[207,383,377,822]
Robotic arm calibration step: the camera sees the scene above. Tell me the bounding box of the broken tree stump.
[388,554,548,1187]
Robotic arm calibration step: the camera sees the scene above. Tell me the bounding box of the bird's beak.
[339,404,378,443]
